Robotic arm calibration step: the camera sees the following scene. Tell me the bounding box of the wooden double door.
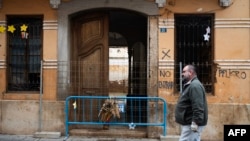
[71,12,109,96]
[71,10,147,97]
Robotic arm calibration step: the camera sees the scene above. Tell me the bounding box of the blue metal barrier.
[64,96,167,138]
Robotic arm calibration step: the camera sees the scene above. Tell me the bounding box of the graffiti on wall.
[161,48,170,60]
[217,69,247,79]
[159,48,173,89]
[158,69,174,89]
[161,49,170,60]
[159,69,171,77]
[158,81,174,89]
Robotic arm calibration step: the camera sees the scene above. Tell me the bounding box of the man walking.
[175,64,208,141]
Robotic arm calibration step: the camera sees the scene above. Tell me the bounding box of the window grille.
[174,14,214,93]
[7,16,43,91]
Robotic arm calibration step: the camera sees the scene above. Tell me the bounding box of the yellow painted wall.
[215,29,249,59]
[43,69,57,100]
[0,0,249,104]
[158,0,250,104]
[0,33,6,60]
[0,69,6,99]
[0,0,249,139]
[0,0,57,20]
[43,30,58,60]
[0,0,58,100]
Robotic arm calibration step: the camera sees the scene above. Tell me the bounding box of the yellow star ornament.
[0,25,6,33]
[8,25,16,33]
[72,101,77,109]
[20,24,28,32]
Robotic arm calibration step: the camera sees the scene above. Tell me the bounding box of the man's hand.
[191,121,198,132]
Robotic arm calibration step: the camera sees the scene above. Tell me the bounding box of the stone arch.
[57,0,158,62]
[57,0,159,99]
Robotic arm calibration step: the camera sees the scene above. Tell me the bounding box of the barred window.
[174,14,214,93]
[7,16,43,91]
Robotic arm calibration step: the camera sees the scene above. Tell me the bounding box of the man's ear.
[188,70,193,76]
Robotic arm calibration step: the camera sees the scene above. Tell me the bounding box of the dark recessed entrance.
[69,9,148,125]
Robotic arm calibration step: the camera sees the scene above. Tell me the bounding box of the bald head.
[182,64,197,83]
[186,65,197,75]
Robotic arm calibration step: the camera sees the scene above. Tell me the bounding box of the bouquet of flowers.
[98,98,120,122]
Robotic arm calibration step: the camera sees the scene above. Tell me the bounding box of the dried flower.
[98,99,120,122]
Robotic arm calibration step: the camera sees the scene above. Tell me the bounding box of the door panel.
[70,10,149,124]
[73,13,109,96]
[80,49,101,89]
[71,13,109,122]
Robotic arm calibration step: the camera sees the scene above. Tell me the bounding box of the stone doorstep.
[33,131,61,139]
[160,135,180,141]
[69,128,147,138]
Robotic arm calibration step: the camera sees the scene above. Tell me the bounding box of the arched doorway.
[70,9,147,97]
[70,9,148,123]
[57,0,158,100]
[57,0,159,137]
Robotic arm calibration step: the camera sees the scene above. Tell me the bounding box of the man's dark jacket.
[175,77,208,126]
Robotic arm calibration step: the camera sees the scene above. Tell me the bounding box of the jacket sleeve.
[189,83,206,125]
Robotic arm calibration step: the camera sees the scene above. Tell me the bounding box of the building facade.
[0,0,249,140]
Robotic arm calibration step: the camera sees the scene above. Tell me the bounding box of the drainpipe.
[179,62,182,94]
[39,60,43,132]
